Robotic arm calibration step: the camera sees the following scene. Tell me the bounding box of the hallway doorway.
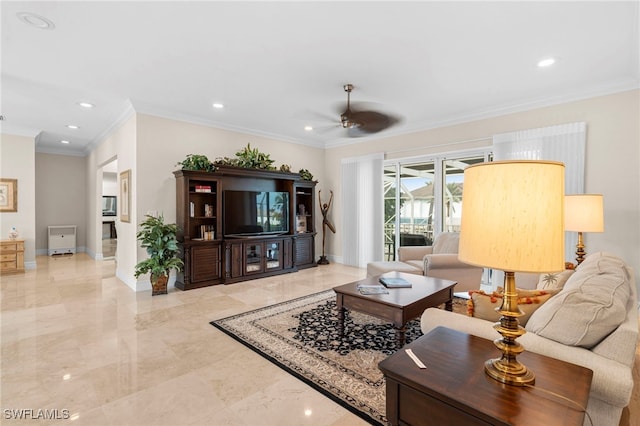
[101,159,118,259]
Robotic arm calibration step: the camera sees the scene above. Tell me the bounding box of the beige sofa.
[368,232,483,293]
[421,252,639,426]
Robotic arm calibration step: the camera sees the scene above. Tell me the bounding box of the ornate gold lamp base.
[575,231,586,265]
[486,271,535,386]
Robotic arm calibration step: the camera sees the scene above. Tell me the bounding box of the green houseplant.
[215,143,276,170]
[176,154,216,172]
[134,214,184,295]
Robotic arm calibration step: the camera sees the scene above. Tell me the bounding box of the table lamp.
[459,160,565,386]
[565,194,604,265]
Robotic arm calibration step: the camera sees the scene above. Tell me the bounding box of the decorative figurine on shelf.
[8,227,18,240]
[318,190,335,265]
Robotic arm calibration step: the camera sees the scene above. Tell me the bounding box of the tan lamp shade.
[459,160,565,274]
[565,194,604,232]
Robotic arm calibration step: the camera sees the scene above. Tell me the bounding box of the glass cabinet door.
[245,244,262,273]
[265,241,282,270]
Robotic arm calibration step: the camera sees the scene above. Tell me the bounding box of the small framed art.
[120,170,131,223]
[0,178,17,212]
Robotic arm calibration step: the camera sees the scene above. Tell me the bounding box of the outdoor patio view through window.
[384,153,490,260]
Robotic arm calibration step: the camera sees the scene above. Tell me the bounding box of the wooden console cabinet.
[0,239,25,274]
[224,236,294,283]
[174,166,317,289]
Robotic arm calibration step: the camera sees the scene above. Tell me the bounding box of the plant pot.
[151,274,169,296]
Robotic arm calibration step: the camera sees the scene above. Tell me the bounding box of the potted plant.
[134,214,184,295]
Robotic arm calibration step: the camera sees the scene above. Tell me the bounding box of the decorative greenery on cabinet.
[176,154,216,172]
[214,143,276,170]
[177,144,314,180]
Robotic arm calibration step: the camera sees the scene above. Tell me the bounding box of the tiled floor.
[1,254,370,425]
[102,238,117,259]
[1,254,638,425]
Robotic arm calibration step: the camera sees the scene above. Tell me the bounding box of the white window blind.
[341,153,384,267]
[493,121,587,267]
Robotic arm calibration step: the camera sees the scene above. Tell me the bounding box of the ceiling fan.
[336,84,399,137]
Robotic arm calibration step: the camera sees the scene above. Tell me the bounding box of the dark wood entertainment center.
[174,166,317,290]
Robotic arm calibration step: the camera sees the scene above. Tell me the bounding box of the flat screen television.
[223,190,289,237]
[102,196,117,216]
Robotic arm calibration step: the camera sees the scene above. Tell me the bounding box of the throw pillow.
[526,252,632,348]
[467,289,556,327]
[536,269,575,291]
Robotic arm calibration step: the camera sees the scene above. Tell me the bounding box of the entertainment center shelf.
[174,166,317,290]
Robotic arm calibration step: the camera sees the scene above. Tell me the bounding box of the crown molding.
[131,101,326,150]
[323,81,640,150]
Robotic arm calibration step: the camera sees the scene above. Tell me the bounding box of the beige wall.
[103,172,117,196]
[0,134,36,267]
[34,153,87,253]
[325,90,640,279]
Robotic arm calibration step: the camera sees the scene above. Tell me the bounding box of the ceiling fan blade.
[349,110,399,134]
[323,83,402,138]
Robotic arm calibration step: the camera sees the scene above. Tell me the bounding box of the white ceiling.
[2,1,639,156]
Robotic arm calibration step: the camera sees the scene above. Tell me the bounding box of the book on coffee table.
[379,276,412,288]
[357,284,389,295]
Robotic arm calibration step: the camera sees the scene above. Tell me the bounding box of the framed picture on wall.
[0,178,17,212]
[119,170,131,223]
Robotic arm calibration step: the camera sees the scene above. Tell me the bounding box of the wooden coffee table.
[332,271,457,346]
[379,327,593,426]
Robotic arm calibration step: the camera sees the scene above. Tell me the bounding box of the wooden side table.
[0,239,25,274]
[378,327,592,426]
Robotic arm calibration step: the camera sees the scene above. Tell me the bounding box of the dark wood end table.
[332,272,457,346]
[378,327,593,426]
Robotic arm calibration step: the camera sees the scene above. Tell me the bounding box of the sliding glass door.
[384,152,490,260]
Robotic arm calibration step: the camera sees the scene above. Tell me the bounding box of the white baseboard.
[37,247,87,256]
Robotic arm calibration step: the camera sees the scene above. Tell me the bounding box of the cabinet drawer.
[0,242,23,253]
[0,253,16,262]
[1,261,17,270]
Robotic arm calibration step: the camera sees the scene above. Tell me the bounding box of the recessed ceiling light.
[66,125,79,130]
[60,140,70,144]
[537,57,556,68]
[78,102,94,109]
[212,103,224,109]
[16,12,55,30]
[304,126,313,131]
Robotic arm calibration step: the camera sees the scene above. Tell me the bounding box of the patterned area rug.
[211,290,468,425]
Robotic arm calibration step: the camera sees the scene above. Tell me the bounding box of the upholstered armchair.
[397,232,483,292]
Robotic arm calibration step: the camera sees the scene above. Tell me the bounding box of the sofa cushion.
[432,232,459,254]
[467,289,557,326]
[536,269,575,291]
[526,252,632,348]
